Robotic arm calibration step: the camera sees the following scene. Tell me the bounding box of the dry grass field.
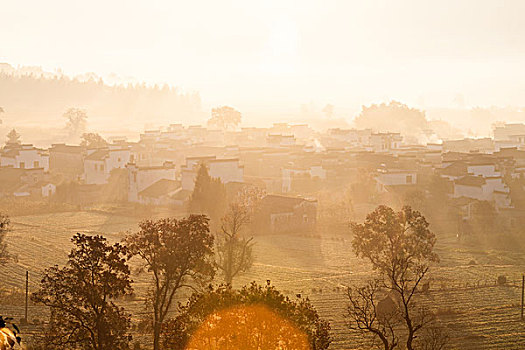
[0,210,524,349]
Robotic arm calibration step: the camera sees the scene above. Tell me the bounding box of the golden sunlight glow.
[260,15,299,75]
[186,305,311,350]
[4,0,525,113]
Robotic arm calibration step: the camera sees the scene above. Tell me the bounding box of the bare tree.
[346,279,400,350]
[124,215,215,350]
[418,322,450,350]
[215,187,264,285]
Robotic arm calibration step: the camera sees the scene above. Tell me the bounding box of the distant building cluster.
[2,122,525,232]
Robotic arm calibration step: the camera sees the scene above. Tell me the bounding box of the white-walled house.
[453,175,511,209]
[440,162,468,181]
[281,165,327,193]
[84,150,108,184]
[41,182,57,197]
[181,157,244,191]
[137,179,180,206]
[181,167,198,191]
[185,156,216,171]
[375,169,417,192]
[467,164,499,177]
[453,176,489,200]
[84,147,131,185]
[267,134,296,148]
[0,144,49,171]
[290,124,314,141]
[370,133,403,152]
[127,162,177,202]
[493,123,525,141]
[426,143,444,152]
[209,158,244,183]
[327,128,372,147]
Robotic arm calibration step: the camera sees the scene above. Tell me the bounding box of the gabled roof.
[377,168,416,175]
[50,144,82,154]
[442,151,467,162]
[467,157,496,166]
[34,181,56,188]
[441,162,467,176]
[85,149,108,161]
[455,176,486,187]
[170,188,192,201]
[450,196,478,207]
[259,194,315,213]
[138,179,180,198]
[209,158,240,163]
[1,149,19,158]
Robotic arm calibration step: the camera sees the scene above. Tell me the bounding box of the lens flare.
[186,304,311,350]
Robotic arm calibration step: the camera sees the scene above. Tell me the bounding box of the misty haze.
[1,1,525,349]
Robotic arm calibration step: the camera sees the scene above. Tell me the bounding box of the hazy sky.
[2,0,525,119]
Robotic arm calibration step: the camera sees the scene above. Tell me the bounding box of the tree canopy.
[5,129,20,145]
[161,282,331,350]
[63,108,88,142]
[354,101,429,143]
[351,205,438,277]
[207,106,241,131]
[349,205,441,350]
[188,164,227,225]
[0,66,202,128]
[124,215,215,350]
[80,133,108,149]
[32,233,132,350]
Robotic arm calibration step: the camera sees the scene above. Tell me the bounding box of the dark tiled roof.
[50,144,82,154]
[85,149,108,161]
[260,194,314,213]
[170,188,192,201]
[455,176,486,187]
[441,162,467,176]
[139,179,180,198]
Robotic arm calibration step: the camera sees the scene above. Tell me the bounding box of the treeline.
[25,215,330,350]
[28,207,446,350]
[0,203,449,350]
[0,65,202,129]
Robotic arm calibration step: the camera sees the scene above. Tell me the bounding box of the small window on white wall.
[406,175,413,184]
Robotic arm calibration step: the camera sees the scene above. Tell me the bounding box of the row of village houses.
[1,122,525,229]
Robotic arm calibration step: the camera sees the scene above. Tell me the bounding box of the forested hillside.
[0,64,203,135]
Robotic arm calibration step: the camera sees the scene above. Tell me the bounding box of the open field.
[0,211,524,349]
